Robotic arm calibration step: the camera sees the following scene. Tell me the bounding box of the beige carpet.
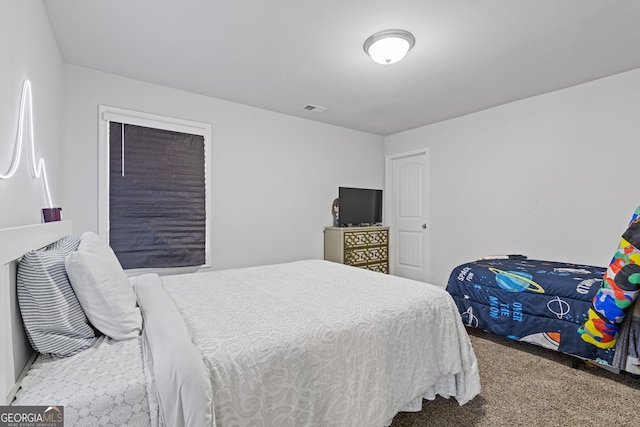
[390,328,640,427]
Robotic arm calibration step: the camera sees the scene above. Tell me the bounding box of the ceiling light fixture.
[363,29,415,65]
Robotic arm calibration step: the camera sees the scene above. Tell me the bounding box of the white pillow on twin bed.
[17,235,98,357]
[65,231,142,340]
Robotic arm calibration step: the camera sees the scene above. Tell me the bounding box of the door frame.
[384,148,431,281]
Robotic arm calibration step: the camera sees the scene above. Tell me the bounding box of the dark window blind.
[109,122,206,269]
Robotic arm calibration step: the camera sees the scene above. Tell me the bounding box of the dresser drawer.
[365,262,388,274]
[343,229,388,249]
[344,246,388,266]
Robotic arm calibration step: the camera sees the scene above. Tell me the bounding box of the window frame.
[98,105,212,272]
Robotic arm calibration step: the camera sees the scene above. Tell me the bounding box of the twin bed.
[1,221,480,426]
[446,257,640,373]
[446,206,640,374]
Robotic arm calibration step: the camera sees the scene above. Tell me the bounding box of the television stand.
[324,226,389,273]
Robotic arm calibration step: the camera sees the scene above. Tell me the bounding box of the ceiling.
[43,0,640,136]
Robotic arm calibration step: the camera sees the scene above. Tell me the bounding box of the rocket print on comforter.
[579,205,640,348]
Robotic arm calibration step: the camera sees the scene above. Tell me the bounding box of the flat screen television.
[338,187,383,227]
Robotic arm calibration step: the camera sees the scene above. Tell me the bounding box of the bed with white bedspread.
[5,223,480,426]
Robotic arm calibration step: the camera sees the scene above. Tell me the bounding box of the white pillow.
[65,231,142,340]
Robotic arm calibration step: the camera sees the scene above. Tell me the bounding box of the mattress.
[445,258,619,365]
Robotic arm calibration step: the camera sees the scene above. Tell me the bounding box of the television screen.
[338,187,383,227]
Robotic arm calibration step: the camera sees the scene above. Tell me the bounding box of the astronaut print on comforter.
[446,258,617,365]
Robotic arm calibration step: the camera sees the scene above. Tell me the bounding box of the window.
[98,106,211,271]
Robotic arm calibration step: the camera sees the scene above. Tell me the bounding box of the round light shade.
[363,29,415,65]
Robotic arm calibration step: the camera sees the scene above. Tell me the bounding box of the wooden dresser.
[324,226,389,273]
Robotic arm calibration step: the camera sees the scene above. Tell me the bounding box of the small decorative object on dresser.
[331,198,339,227]
[324,225,389,273]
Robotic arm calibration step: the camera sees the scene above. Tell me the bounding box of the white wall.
[385,68,640,287]
[0,1,65,228]
[12,1,636,280]
[0,1,384,270]
[62,65,384,270]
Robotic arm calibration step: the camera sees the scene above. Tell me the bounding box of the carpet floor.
[390,328,640,427]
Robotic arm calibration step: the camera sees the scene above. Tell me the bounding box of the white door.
[387,151,429,281]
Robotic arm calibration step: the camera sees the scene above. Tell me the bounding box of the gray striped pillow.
[17,235,98,357]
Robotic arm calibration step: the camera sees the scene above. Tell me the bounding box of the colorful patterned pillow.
[579,205,640,348]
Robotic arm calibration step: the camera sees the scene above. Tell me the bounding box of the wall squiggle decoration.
[0,79,53,208]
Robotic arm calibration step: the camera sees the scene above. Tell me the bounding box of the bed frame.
[446,257,640,375]
[0,220,72,404]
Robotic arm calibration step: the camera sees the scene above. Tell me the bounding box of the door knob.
[422,223,427,229]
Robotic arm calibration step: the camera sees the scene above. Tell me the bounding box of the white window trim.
[98,105,212,271]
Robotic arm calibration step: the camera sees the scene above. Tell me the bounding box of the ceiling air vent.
[302,104,328,113]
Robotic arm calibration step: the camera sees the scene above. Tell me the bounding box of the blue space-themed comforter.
[446,258,622,365]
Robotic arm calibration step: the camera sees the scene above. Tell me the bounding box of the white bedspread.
[12,336,157,427]
[137,260,480,426]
